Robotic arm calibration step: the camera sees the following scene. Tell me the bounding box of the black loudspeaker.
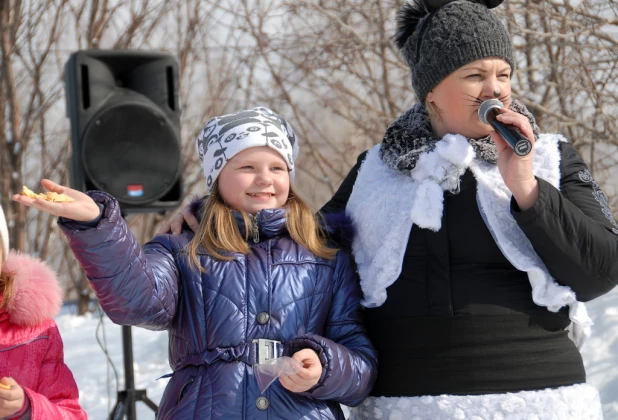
[64,50,183,213]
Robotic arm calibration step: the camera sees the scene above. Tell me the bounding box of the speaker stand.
[109,326,159,420]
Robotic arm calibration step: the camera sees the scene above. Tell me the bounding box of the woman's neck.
[429,115,448,138]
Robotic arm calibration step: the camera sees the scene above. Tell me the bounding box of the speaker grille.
[82,103,181,205]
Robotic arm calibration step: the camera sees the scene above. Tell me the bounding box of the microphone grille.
[478,99,504,125]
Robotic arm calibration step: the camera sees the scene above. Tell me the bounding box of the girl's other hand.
[0,377,25,418]
[279,349,322,393]
[12,179,101,222]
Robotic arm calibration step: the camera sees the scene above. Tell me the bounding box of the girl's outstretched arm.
[14,181,180,330]
[57,191,180,330]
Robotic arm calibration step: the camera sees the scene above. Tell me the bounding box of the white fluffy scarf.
[346,133,591,348]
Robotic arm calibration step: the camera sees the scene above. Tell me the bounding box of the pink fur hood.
[1,250,63,326]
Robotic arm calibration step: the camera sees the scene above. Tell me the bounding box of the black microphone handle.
[487,109,532,156]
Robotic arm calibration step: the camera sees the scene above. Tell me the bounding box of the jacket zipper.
[249,212,260,243]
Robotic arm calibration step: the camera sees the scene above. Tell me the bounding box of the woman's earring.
[493,90,501,98]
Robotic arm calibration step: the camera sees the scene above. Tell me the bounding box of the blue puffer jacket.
[59,192,377,419]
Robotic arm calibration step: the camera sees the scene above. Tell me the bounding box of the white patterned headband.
[196,107,299,193]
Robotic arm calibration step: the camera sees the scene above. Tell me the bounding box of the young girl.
[0,205,87,419]
[13,107,377,420]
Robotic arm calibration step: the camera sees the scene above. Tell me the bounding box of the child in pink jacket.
[0,205,87,419]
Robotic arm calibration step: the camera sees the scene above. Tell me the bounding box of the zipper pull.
[251,213,259,243]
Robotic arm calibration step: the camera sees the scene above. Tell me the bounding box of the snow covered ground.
[58,286,618,419]
[56,311,169,419]
[581,286,618,419]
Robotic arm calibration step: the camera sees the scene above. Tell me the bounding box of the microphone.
[478,99,532,156]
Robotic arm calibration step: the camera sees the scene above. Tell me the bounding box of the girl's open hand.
[279,349,322,393]
[12,179,101,222]
[0,377,25,418]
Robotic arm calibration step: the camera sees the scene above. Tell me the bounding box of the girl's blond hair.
[186,182,337,270]
[0,267,14,310]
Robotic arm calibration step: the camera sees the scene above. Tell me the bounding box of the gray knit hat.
[396,0,514,101]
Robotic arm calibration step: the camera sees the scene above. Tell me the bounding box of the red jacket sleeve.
[22,323,87,420]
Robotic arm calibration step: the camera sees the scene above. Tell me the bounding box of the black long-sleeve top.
[321,142,618,396]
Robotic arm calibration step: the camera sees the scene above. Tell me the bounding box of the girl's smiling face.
[217,146,290,214]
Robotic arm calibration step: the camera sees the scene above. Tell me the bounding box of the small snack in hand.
[0,383,11,390]
[45,191,74,203]
[21,185,45,200]
[22,185,74,203]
